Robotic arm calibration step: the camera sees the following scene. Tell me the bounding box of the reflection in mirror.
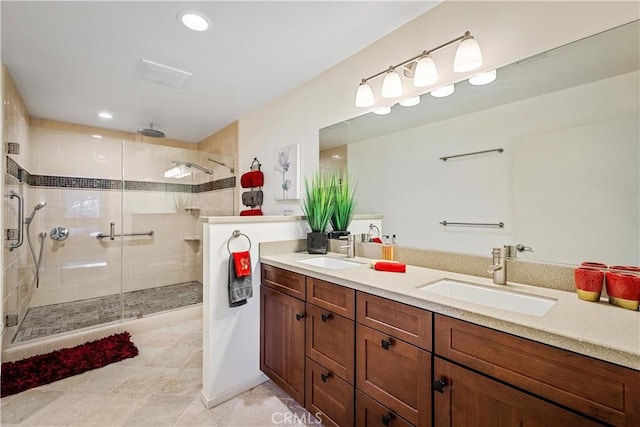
[320,20,639,266]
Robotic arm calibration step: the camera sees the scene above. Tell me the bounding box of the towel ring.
[227,230,252,254]
[250,157,261,171]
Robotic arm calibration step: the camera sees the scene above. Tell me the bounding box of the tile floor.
[13,282,203,343]
[1,316,319,426]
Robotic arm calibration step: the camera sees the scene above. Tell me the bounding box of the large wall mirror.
[320,20,639,266]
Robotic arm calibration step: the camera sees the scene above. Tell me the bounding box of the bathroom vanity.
[259,254,640,427]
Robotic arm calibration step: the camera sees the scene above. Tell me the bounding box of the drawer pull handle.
[381,338,393,350]
[381,412,396,426]
[320,372,332,382]
[295,313,306,321]
[321,313,332,322]
[433,378,448,393]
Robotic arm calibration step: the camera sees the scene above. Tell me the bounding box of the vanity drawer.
[261,263,306,300]
[306,303,355,384]
[356,324,431,427]
[434,314,640,427]
[306,357,355,427]
[356,391,414,427]
[307,277,355,319]
[356,292,432,351]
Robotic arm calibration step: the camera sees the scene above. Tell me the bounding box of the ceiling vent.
[134,59,192,89]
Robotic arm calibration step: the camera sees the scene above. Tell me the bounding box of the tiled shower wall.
[2,67,238,348]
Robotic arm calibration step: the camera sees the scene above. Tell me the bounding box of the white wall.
[349,72,639,265]
[238,1,637,217]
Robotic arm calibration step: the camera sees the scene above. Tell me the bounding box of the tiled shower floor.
[12,281,203,343]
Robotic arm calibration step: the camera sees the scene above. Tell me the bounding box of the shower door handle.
[109,222,115,240]
[7,191,24,251]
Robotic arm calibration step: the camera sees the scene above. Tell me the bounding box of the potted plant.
[329,171,356,239]
[301,170,335,254]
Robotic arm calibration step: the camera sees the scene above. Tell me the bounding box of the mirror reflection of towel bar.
[440,221,504,228]
[440,148,503,161]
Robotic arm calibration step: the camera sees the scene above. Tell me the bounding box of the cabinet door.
[306,303,355,384]
[356,324,431,427]
[306,358,354,427]
[261,263,306,299]
[356,391,414,427]
[260,285,306,405]
[433,357,602,427]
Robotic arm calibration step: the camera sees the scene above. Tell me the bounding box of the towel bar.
[440,221,504,228]
[227,230,252,253]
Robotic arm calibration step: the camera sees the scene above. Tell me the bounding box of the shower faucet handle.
[110,222,115,240]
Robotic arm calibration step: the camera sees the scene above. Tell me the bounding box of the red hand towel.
[371,237,383,244]
[240,170,264,188]
[374,261,406,273]
[233,251,252,277]
[240,209,263,216]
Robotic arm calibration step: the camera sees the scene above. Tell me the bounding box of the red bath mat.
[1,332,138,397]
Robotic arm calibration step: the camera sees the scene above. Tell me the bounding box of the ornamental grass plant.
[301,170,335,233]
[330,171,356,232]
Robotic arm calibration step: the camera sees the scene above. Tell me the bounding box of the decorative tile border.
[5,156,235,194]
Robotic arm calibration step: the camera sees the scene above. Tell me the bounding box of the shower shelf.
[184,236,201,241]
[184,207,200,212]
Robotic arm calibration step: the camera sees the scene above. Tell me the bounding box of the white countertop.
[260,252,640,370]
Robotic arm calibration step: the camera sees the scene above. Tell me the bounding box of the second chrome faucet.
[487,247,507,285]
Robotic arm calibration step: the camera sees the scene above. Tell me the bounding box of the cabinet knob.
[295,313,306,321]
[433,378,448,393]
[381,412,396,426]
[320,371,332,382]
[321,313,332,322]
[381,338,393,350]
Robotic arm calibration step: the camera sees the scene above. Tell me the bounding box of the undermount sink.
[419,279,556,316]
[298,257,362,270]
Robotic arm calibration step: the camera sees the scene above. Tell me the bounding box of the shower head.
[137,123,165,138]
[207,158,235,174]
[25,202,47,224]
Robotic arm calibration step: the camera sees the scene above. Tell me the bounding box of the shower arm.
[207,158,234,173]
[171,161,212,175]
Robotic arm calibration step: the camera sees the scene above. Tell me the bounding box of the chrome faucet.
[339,234,356,258]
[487,247,507,285]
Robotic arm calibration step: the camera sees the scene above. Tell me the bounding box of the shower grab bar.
[95,228,154,240]
[7,191,24,251]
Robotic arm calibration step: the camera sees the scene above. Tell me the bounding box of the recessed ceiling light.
[91,134,103,139]
[98,111,113,119]
[178,11,211,32]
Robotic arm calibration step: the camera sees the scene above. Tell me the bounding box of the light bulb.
[399,96,420,107]
[178,11,211,32]
[355,81,374,108]
[413,55,438,87]
[468,69,497,86]
[430,84,455,98]
[454,33,482,73]
[381,69,403,99]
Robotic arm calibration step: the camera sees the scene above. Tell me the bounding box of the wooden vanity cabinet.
[356,292,433,427]
[356,391,414,427]
[260,266,306,405]
[433,357,602,427]
[435,314,640,427]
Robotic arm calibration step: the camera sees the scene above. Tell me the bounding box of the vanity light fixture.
[399,96,420,107]
[164,165,191,179]
[354,30,483,108]
[468,69,497,86]
[430,84,455,98]
[178,11,211,32]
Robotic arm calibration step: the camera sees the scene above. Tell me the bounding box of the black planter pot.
[307,232,328,254]
[328,230,350,240]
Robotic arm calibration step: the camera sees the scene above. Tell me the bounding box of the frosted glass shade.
[355,82,374,107]
[413,55,438,87]
[469,69,497,85]
[381,69,403,98]
[399,96,420,107]
[454,35,482,72]
[430,84,455,98]
[373,106,392,115]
